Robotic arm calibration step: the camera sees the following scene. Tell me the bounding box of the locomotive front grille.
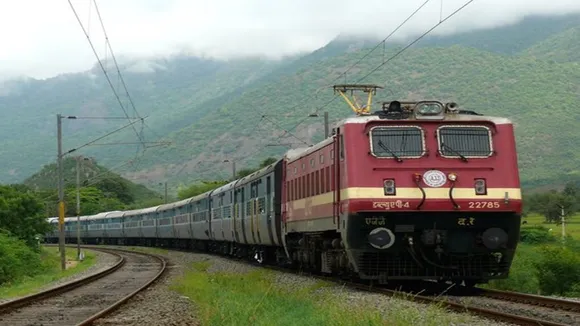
[355,251,511,279]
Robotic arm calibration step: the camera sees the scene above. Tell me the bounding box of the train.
[45,86,522,286]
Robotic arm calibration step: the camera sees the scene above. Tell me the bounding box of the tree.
[0,185,51,249]
[177,180,228,200]
[527,190,576,223]
[63,186,125,216]
[235,168,255,179]
[259,157,278,168]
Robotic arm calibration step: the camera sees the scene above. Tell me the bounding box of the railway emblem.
[422,170,447,188]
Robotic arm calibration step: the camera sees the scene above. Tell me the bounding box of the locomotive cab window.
[369,126,425,158]
[437,125,493,158]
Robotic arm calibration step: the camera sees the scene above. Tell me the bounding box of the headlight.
[417,103,443,115]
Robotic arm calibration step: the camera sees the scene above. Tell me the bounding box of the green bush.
[0,232,45,285]
[534,245,580,296]
[519,226,557,244]
[486,244,540,293]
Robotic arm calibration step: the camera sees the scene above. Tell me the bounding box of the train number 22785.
[468,201,500,209]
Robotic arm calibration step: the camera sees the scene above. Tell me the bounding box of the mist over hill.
[1,13,579,194]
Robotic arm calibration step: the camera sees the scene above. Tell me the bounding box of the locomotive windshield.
[370,126,424,159]
[437,126,493,158]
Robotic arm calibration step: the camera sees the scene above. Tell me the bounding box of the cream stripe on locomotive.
[290,187,522,209]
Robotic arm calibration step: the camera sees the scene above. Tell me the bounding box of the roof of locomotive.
[341,112,512,125]
[285,102,513,162]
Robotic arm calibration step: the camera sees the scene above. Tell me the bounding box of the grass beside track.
[171,260,479,326]
[0,246,96,300]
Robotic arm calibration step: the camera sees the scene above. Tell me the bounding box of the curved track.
[0,247,166,326]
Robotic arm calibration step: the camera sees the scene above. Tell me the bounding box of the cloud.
[1,0,579,80]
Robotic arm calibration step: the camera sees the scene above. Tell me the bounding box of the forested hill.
[1,13,580,194]
[24,157,163,215]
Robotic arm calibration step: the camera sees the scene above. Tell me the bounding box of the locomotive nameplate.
[468,201,500,209]
[373,201,410,210]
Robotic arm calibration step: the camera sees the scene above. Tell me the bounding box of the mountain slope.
[130,44,580,191]
[521,26,580,63]
[0,56,287,183]
[1,13,580,194]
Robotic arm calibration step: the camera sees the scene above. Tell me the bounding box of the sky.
[1,0,579,80]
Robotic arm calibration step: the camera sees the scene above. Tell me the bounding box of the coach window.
[310,158,315,168]
[319,154,324,164]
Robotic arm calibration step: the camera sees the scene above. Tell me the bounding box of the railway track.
[52,244,579,326]
[0,246,167,326]
[315,278,580,326]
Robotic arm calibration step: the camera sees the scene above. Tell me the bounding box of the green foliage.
[234,168,255,179]
[63,187,125,215]
[0,246,96,298]
[534,245,580,296]
[519,226,557,244]
[486,244,540,294]
[487,240,580,296]
[0,232,44,285]
[522,26,580,63]
[524,185,577,223]
[177,180,228,200]
[0,185,50,248]
[24,157,160,213]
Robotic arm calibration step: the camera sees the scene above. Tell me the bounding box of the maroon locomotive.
[282,85,522,286]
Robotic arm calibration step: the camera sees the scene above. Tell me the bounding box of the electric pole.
[57,114,66,271]
[308,112,330,138]
[232,161,236,180]
[76,156,82,260]
[164,182,168,204]
[559,204,566,243]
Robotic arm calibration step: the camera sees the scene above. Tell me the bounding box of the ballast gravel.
[0,248,119,304]
[89,246,514,326]
[92,247,199,326]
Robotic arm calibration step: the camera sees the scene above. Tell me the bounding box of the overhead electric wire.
[356,0,476,83]
[67,0,146,147]
[250,0,475,163]
[62,117,148,156]
[339,0,432,83]
[92,0,141,120]
[272,0,433,142]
